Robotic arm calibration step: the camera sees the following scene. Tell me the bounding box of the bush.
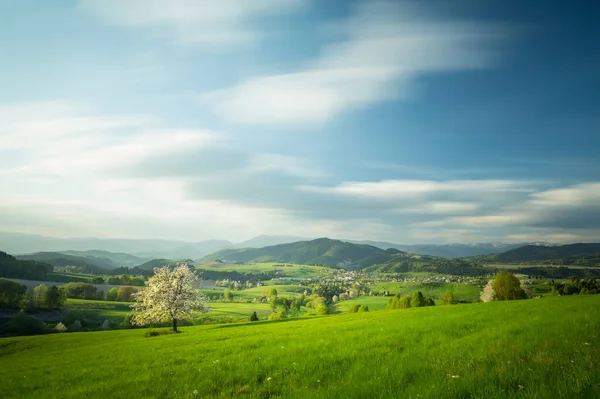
[250,311,259,322]
[60,282,104,300]
[358,304,369,312]
[411,291,426,308]
[117,286,138,302]
[54,322,67,333]
[439,291,455,305]
[2,312,48,336]
[106,287,119,301]
[349,304,361,313]
[268,310,287,321]
[425,297,436,306]
[0,278,27,309]
[144,329,177,338]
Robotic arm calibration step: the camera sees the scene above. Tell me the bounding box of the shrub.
[60,282,104,300]
[268,310,287,321]
[425,297,436,306]
[91,277,105,284]
[106,287,119,301]
[410,291,426,308]
[0,278,27,309]
[439,291,455,305]
[3,313,48,336]
[349,304,361,313]
[144,329,177,338]
[54,322,67,333]
[117,286,138,302]
[250,311,259,322]
[358,304,369,312]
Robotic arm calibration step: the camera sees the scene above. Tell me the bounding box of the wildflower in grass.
[451,375,460,379]
[193,390,198,395]
[266,377,272,381]
[518,385,525,390]
[585,342,591,345]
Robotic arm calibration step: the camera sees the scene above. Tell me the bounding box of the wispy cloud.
[79,0,305,45]
[207,0,506,126]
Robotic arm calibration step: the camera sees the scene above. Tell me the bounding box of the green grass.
[1,295,599,398]
[369,282,482,302]
[334,296,389,311]
[64,298,131,325]
[195,262,332,278]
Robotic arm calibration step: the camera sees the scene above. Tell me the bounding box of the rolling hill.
[200,237,487,274]
[0,251,54,280]
[472,243,600,264]
[15,252,114,274]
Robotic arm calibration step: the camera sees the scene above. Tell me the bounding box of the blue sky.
[0,0,599,244]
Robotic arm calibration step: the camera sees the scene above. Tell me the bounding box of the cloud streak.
[207,0,506,125]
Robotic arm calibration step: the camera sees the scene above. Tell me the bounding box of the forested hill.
[200,237,484,274]
[471,243,600,265]
[0,251,54,280]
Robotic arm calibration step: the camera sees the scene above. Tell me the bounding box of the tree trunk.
[172,318,178,333]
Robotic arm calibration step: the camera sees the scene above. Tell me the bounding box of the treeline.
[197,269,278,282]
[0,278,65,310]
[551,278,599,295]
[516,266,600,279]
[386,291,435,309]
[0,251,53,280]
[367,259,490,276]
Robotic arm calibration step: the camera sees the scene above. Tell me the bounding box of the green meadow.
[369,281,482,302]
[196,262,332,278]
[2,295,598,399]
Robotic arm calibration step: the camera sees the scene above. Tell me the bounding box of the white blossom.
[480,279,496,302]
[131,265,210,331]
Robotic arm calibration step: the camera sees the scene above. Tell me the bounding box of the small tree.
[117,286,138,302]
[101,319,110,330]
[250,311,259,321]
[493,272,526,300]
[439,291,455,305]
[131,266,210,332]
[480,279,496,302]
[54,322,67,333]
[106,287,119,301]
[32,284,49,308]
[45,285,66,309]
[410,291,426,308]
[224,289,234,302]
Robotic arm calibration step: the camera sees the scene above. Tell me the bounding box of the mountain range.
[0,231,553,259]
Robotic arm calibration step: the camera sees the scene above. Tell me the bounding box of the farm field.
[1,295,598,399]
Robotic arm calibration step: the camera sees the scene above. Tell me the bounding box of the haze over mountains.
[0,231,552,260]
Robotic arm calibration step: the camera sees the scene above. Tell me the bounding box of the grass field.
[2,295,599,398]
[64,299,274,324]
[195,262,332,278]
[369,282,482,302]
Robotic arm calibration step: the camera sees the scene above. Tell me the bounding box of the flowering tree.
[131,265,210,332]
[480,279,496,302]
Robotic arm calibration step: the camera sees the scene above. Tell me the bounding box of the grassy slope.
[2,296,599,399]
[369,282,482,302]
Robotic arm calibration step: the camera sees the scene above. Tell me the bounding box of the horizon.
[1,1,599,244]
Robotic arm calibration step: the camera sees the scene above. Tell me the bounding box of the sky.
[0,0,599,244]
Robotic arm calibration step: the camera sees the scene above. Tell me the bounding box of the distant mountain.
[474,243,600,263]
[58,250,151,268]
[0,232,232,259]
[346,241,549,258]
[232,235,307,249]
[15,252,114,274]
[0,251,54,280]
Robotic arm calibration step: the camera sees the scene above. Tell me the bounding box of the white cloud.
[79,0,305,45]
[208,0,505,125]
[299,179,531,198]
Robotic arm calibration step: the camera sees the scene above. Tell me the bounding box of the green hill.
[15,252,113,274]
[1,295,598,398]
[0,251,54,280]
[202,238,488,275]
[202,238,403,269]
[473,243,600,265]
[58,250,151,268]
